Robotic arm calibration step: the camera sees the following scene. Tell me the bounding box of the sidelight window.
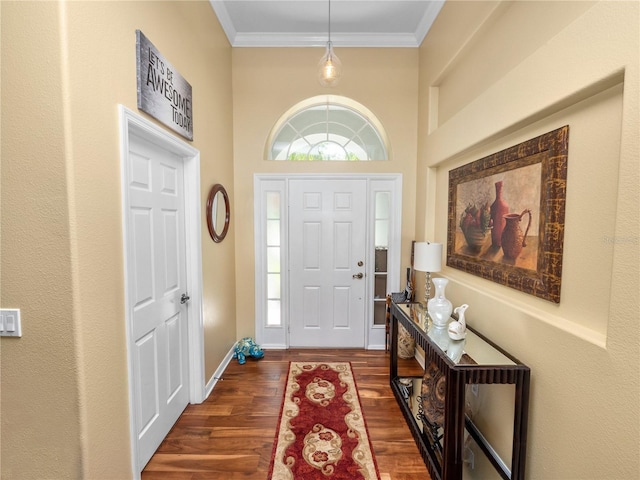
[265,191,282,326]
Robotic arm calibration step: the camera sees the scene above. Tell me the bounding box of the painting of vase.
[453,163,540,271]
[446,125,569,304]
[490,181,509,248]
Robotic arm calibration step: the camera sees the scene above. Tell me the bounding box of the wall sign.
[136,30,193,140]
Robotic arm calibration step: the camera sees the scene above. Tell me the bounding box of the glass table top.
[396,303,516,366]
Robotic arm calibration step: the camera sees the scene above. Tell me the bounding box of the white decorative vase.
[427,278,453,328]
[448,304,468,340]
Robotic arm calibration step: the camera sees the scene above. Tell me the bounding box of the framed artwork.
[446,126,569,303]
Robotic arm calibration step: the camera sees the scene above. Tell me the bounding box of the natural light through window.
[267,96,389,161]
[266,191,281,326]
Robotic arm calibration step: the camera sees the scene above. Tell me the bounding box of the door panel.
[127,133,190,470]
[135,332,159,432]
[289,179,367,347]
[132,208,154,307]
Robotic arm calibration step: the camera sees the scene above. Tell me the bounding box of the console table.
[389,301,530,480]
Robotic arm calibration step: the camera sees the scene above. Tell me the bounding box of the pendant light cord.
[328,0,331,44]
[317,0,341,87]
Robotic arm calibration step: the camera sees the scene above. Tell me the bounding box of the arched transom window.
[267,96,389,161]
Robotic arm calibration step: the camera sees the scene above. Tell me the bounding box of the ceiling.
[209,0,445,47]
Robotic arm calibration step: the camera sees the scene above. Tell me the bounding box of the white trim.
[253,177,289,348]
[119,106,204,479]
[367,176,403,349]
[415,347,426,370]
[414,0,446,48]
[265,95,390,162]
[208,0,445,48]
[208,0,237,45]
[253,174,402,350]
[204,343,237,398]
[367,345,387,351]
[230,32,424,48]
[260,343,289,350]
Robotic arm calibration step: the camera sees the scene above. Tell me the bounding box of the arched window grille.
[267,96,389,161]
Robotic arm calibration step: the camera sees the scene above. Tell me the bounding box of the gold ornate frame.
[446,126,569,303]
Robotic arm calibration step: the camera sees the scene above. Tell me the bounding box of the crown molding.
[209,0,445,48]
[231,32,422,48]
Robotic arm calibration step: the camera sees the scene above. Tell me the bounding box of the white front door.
[126,133,190,470]
[289,179,367,347]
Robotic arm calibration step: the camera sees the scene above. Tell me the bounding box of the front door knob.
[352,272,364,279]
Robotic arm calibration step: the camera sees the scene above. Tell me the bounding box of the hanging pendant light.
[317,0,342,87]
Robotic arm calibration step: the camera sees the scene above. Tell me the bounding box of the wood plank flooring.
[142,349,429,479]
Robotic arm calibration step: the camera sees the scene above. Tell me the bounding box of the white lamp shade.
[413,242,442,272]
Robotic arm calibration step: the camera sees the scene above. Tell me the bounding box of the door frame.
[119,106,205,477]
[253,173,402,350]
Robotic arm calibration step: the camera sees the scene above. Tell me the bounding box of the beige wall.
[231,47,420,337]
[2,1,638,479]
[418,1,639,479]
[1,1,235,478]
[1,2,83,477]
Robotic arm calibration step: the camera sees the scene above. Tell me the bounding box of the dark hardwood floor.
[142,349,429,479]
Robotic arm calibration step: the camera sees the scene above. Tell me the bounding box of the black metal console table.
[389,301,530,480]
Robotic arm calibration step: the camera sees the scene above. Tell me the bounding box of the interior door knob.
[352,272,364,279]
[180,293,191,304]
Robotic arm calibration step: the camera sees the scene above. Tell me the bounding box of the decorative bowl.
[462,225,486,250]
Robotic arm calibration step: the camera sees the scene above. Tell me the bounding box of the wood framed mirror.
[206,183,230,243]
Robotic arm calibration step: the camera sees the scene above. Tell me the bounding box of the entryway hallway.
[141,349,429,479]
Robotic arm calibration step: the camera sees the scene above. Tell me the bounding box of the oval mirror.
[206,184,230,243]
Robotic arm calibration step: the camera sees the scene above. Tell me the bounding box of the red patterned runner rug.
[268,362,381,480]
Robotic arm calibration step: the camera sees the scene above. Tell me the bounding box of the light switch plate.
[0,309,22,337]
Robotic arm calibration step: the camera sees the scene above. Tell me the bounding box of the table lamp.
[413,242,443,307]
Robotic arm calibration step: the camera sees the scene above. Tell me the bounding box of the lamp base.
[424,271,432,307]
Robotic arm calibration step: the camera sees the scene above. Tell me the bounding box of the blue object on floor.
[232,337,265,365]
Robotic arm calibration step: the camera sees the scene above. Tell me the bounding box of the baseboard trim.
[415,348,426,369]
[203,343,237,400]
[260,344,288,349]
[260,344,387,350]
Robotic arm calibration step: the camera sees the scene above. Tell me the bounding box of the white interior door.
[289,179,367,347]
[126,133,190,470]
